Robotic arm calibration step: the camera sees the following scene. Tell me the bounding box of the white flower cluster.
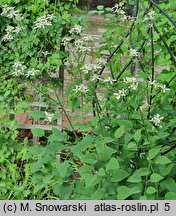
[45,111,54,123]
[1,4,23,20]
[74,39,91,53]
[69,24,82,35]
[112,3,125,15]
[2,25,21,41]
[12,61,27,76]
[73,84,88,94]
[80,58,106,74]
[61,36,72,46]
[91,74,101,81]
[34,14,55,29]
[26,68,39,78]
[124,77,138,90]
[143,10,156,22]
[114,89,127,100]
[148,79,170,93]
[103,77,116,85]
[130,48,139,57]
[150,114,164,127]
[12,61,39,77]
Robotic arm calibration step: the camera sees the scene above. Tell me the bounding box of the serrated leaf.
[31,128,44,138]
[146,186,157,194]
[114,126,125,139]
[148,146,161,159]
[155,156,171,165]
[134,130,141,142]
[150,173,163,183]
[117,186,131,199]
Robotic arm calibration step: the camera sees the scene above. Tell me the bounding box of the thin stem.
[147,26,155,119]
[150,0,176,27]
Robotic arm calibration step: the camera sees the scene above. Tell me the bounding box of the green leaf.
[133,168,150,176]
[146,186,157,194]
[57,161,69,178]
[155,156,171,165]
[96,142,116,161]
[97,5,104,10]
[165,192,176,200]
[29,111,45,119]
[31,160,44,173]
[148,146,161,159]
[150,173,163,183]
[45,141,63,155]
[31,128,44,138]
[130,186,141,194]
[48,128,68,142]
[117,186,131,199]
[78,165,93,178]
[72,135,94,156]
[127,174,142,183]
[111,169,129,182]
[114,126,125,139]
[85,174,100,188]
[106,157,120,171]
[134,130,141,142]
[80,153,97,164]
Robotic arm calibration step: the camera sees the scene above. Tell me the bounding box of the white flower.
[124,77,137,83]
[45,111,54,123]
[129,82,138,90]
[73,84,88,94]
[81,64,93,74]
[148,11,156,20]
[148,79,160,88]
[41,51,52,56]
[112,3,125,15]
[91,74,101,81]
[61,36,72,46]
[74,39,91,53]
[12,61,26,76]
[69,24,82,35]
[92,64,102,71]
[124,77,138,90]
[103,77,116,84]
[1,4,23,20]
[143,10,156,22]
[34,14,55,29]
[95,58,106,66]
[2,34,13,41]
[130,48,139,57]
[114,89,127,100]
[150,114,164,127]
[82,35,93,42]
[159,84,170,93]
[2,25,21,42]
[26,68,39,77]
